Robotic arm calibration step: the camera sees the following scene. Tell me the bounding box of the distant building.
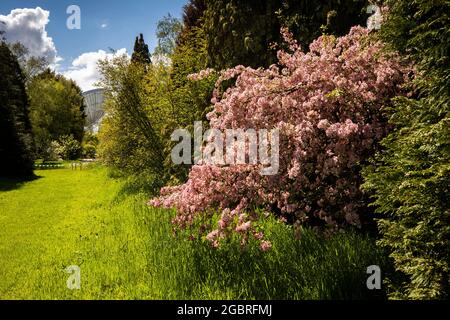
[83,88,105,133]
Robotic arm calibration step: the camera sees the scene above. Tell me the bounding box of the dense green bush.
[82,144,96,159]
[52,135,82,160]
[82,132,99,159]
[363,0,450,299]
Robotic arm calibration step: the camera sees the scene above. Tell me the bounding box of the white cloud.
[63,48,129,92]
[101,23,108,29]
[0,7,61,64]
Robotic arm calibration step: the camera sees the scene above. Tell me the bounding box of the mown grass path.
[0,167,155,299]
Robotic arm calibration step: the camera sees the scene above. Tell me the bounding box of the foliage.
[202,0,370,69]
[0,42,34,178]
[8,42,49,83]
[180,0,207,31]
[362,0,450,299]
[98,18,215,188]
[97,54,166,193]
[47,141,62,162]
[277,0,369,50]
[52,135,82,160]
[154,14,183,56]
[203,0,280,68]
[168,25,217,183]
[82,132,99,159]
[82,145,96,159]
[150,27,411,248]
[27,70,86,160]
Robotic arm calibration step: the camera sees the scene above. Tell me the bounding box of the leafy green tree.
[172,0,209,86]
[98,15,214,188]
[363,0,450,299]
[0,42,34,178]
[8,42,49,83]
[176,0,207,48]
[203,0,280,69]
[98,54,166,192]
[181,0,207,30]
[28,70,86,160]
[154,14,183,56]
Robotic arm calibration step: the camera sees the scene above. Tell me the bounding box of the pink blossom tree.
[149,26,411,249]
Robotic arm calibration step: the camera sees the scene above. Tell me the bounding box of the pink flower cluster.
[149,27,411,250]
[187,68,216,81]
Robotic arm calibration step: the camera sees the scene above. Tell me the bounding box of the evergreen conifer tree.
[363,0,450,299]
[131,33,152,65]
[0,42,34,178]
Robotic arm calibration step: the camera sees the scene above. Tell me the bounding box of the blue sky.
[0,0,187,90]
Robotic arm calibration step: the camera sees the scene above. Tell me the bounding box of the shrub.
[47,141,62,161]
[149,27,411,248]
[53,135,82,160]
[83,144,97,159]
[82,132,98,159]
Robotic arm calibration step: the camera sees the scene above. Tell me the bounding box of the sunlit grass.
[0,167,389,299]
[0,167,155,299]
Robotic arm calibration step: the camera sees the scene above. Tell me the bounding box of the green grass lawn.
[0,167,389,300]
[0,167,157,299]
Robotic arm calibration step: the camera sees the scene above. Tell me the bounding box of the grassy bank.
[0,167,389,299]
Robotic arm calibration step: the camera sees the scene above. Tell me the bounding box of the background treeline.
[1,37,88,177]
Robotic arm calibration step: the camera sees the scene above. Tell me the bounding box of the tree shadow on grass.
[0,174,42,191]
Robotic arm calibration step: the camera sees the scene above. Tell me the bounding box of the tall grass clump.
[143,207,390,300]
